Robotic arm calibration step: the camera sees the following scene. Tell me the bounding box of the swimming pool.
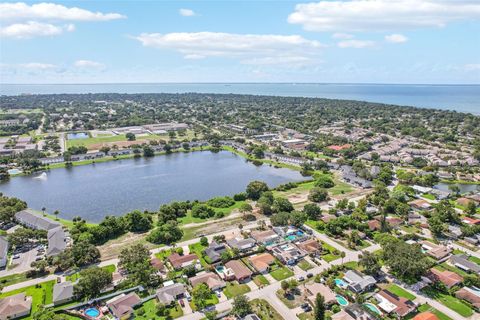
[364,303,382,315]
[286,235,296,241]
[7,169,21,175]
[84,307,100,318]
[216,265,225,272]
[336,294,349,306]
[67,132,89,140]
[335,278,347,287]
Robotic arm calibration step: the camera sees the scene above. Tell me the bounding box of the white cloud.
[288,0,480,32]
[337,39,375,48]
[0,21,74,39]
[0,2,126,21]
[332,33,354,39]
[134,32,324,65]
[242,56,316,66]
[74,60,105,69]
[19,62,57,70]
[385,33,408,43]
[179,8,196,17]
[464,64,480,71]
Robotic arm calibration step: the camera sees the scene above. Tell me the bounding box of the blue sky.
[1,0,479,84]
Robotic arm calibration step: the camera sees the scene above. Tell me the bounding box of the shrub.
[207,196,235,208]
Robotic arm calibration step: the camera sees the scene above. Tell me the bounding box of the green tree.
[126,132,136,141]
[192,283,211,310]
[143,146,154,157]
[231,294,252,317]
[200,236,209,246]
[245,181,269,200]
[119,244,159,287]
[308,187,329,203]
[428,215,446,238]
[303,203,322,220]
[466,201,477,217]
[314,293,325,320]
[315,175,334,188]
[74,267,112,299]
[358,251,381,275]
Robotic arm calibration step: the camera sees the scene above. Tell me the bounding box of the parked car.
[297,276,305,282]
[13,254,20,259]
[306,273,314,278]
[179,299,185,307]
[216,291,221,298]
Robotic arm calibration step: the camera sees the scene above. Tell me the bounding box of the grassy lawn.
[298,312,314,320]
[298,259,313,271]
[134,299,183,319]
[0,280,55,317]
[422,287,473,317]
[321,242,342,262]
[270,266,294,281]
[0,272,44,287]
[276,289,302,309]
[190,293,219,311]
[253,275,270,286]
[468,255,480,265]
[223,282,251,299]
[413,304,453,320]
[250,299,284,320]
[422,193,436,200]
[187,242,210,268]
[66,264,116,282]
[386,284,416,301]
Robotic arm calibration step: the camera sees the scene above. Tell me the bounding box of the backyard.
[422,287,474,317]
[270,264,294,281]
[0,280,55,318]
[223,282,251,298]
[250,298,284,320]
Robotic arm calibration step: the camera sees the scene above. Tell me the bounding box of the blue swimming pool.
[335,278,347,287]
[67,132,89,140]
[84,307,100,318]
[364,303,382,315]
[336,294,349,306]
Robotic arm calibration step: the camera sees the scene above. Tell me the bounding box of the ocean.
[0,83,479,114]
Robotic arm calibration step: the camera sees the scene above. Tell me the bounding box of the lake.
[0,151,306,222]
[1,83,479,114]
[435,182,480,194]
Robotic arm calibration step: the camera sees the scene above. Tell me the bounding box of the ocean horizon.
[1,83,479,114]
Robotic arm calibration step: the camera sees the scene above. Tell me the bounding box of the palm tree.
[340,251,346,264]
[53,210,59,220]
[41,207,46,217]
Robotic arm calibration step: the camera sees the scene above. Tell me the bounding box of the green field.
[250,299,284,320]
[134,299,183,319]
[66,264,116,282]
[223,282,251,298]
[422,287,473,317]
[270,266,294,281]
[298,259,314,271]
[253,275,270,286]
[386,284,416,300]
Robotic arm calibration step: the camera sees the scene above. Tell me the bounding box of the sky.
[0,0,479,84]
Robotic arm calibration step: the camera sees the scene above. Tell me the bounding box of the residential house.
[248,253,275,273]
[446,225,463,239]
[226,237,256,252]
[190,272,226,291]
[331,304,375,320]
[150,257,165,273]
[296,239,321,256]
[427,268,463,288]
[225,260,253,282]
[421,241,452,260]
[457,197,475,208]
[367,220,381,231]
[52,281,74,305]
[408,213,428,227]
[107,293,142,320]
[343,270,376,293]
[270,243,306,265]
[0,293,32,320]
[243,314,261,320]
[47,226,68,257]
[412,312,439,320]
[250,229,280,245]
[156,283,187,305]
[374,289,416,317]
[409,199,432,211]
[462,217,480,225]
[304,282,336,306]
[0,236,8,268]
[15,210,61,231]
[203,241,228,263]
[450,254,480,274]
[168,253,199,270]
[455,287,480,309]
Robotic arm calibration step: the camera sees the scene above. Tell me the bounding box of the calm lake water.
[435,182,480,194]
[1,83,479,114]
[0,151,306,222]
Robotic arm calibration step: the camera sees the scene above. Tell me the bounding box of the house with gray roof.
[53,281,74,305]
[47,226,68,257]
[156,283,186,305]
[0,236,8,268]
[203,241,227,263]
[450,254,480,274]
[0,293,32,320]
[226,237,256,252]
[15,210,61,231]
[343,270,377,293]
